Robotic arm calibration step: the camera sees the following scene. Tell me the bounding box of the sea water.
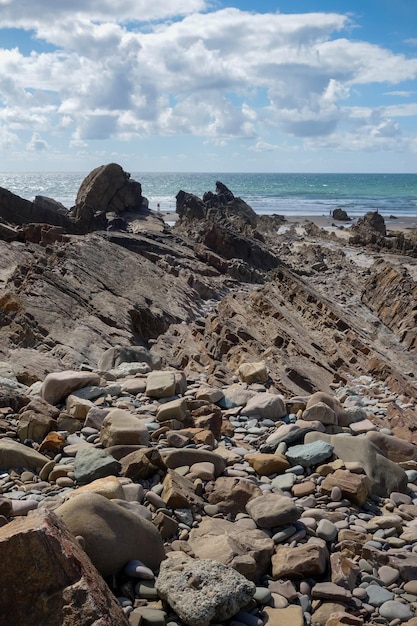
[0,171,416,219]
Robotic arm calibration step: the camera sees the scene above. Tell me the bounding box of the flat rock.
[188,517,274,582]
[160,448,226,477]
[155,555,255,626]
[285,440,334,467]
[246,494,300,528]
[74,446,121,484]
[41,370,101,406]
[146,371,176,398]
[245,452,290,475]
[262,605,304,626]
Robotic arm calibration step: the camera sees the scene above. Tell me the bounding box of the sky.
[0,0,417,172]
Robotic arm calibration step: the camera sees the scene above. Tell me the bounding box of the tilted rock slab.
[0,508,129,626]
[155,555,255,626]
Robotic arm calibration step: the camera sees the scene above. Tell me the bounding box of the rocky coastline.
[1,164,417,626]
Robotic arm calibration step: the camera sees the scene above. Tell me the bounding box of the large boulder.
[72,163,145,232]
[0,438,49,471]
[55,492,165,576]
[155,555,255,626]
[0,509,129,626]
[304,432,408,497]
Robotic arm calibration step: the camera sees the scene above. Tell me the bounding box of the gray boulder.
[155,555,255,626]
[304,432,407,497]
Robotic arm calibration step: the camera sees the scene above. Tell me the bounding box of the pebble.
[379,601,414,622]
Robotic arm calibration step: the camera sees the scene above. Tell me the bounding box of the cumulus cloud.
[0,4,416,157]
[27,132,49,151]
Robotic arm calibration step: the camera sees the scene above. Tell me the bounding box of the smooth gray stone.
[379,600,413,621]
[365,584,393,607]
[285,440,334,468]
[74,447,121,484]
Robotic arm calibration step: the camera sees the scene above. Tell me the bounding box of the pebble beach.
[2,361,417,626]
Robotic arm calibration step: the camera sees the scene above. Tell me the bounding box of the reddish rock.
[0,508,129,625]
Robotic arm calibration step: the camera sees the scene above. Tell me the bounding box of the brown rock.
[161,469,204,509]
[41,370,101,406]
[325,612,363,626]
[303,401,337,426]
[206,476,262,516]
[17,410,56,443]
[153,511,179,538]
[246,494,300,528]
[188,517,274,582]
[55,492,165,576]
[119,448,164,480]
[160,448,226,477]
[0,508,129,626]
[366,430,417,463]
[321,469,370,506]
[99,409,149,447]
[330,552,360,590]
[245,452,290,476]
[311,582,352,602]
[271,541,329,579]
[311,603,348,626]
[263,605,304,626]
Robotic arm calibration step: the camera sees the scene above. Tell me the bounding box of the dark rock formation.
[351,211,386,238]
[0,187,77,232]
[176,181,257,231]
[1,163,417,405]
[332,208,350,221]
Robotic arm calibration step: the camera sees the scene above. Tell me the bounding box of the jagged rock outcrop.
[0,187,77,233]
[176,181,257,230]
[362,261,417,354]
[353,211,387,236]
[1,165,417,406]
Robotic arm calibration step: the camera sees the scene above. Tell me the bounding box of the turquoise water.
[0,171,416,218]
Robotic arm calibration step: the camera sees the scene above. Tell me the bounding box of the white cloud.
[27,132,49,151]
[0,0,207,26]
[0,5,416,159]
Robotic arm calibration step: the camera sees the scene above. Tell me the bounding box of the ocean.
[0,171,416,219]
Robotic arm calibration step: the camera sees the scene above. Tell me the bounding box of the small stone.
[123,560,154,579]
[254,586,272,605]
[285,440,334,468]
[135,580,158,600]
[316,518,338,542]
[379,601,414,622]
[331,486,342,502]
[365,584,394,607]
[378,565,400,586]
[129,607,167,626]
